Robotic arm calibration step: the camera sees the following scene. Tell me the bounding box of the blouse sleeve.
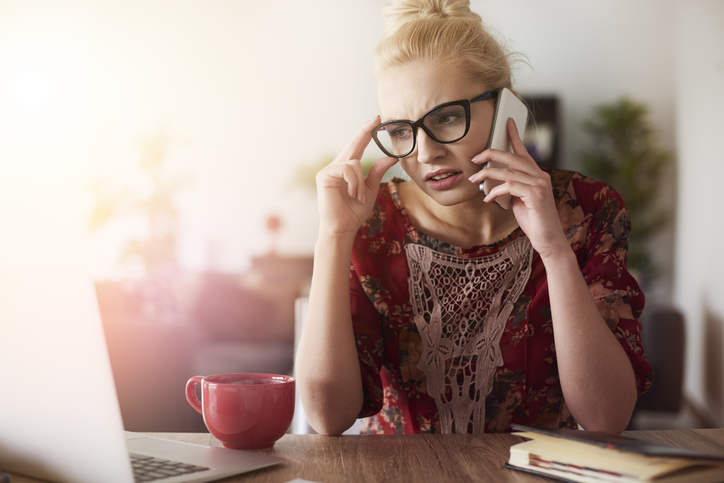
[349,262,385,418]
[577,179,653,395]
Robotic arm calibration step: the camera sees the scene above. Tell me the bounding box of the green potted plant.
[579,97,673,287]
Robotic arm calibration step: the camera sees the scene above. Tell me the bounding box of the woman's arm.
[469,118,637,434]
[295,235,364,435]
[294,117,398,435]
[541,246,637,434]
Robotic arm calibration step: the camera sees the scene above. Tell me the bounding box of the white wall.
[5,0,675,281]
[673,0,724,426]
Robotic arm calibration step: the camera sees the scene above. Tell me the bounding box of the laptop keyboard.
[130,453,210,482]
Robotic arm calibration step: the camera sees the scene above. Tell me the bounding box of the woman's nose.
[415,130,445,164]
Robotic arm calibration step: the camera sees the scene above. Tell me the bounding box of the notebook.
[0,211,284,483]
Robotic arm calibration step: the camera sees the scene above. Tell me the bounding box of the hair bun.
[383,0,479,37]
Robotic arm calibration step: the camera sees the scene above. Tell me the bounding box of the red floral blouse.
[349,169,653,434]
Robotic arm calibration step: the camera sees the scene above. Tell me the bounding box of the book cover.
[507,424,724,483]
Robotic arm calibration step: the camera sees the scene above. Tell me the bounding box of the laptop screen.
[0,205,135,483]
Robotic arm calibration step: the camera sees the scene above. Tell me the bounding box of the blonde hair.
[375,0,515,91]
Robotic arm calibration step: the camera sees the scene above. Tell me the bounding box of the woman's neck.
[397,181,519,249]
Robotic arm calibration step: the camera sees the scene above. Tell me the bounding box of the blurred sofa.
[95,255,312,432]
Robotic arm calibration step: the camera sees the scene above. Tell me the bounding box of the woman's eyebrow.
[386,100,456,122]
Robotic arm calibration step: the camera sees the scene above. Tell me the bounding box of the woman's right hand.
[316,116,399,239]
[300,116,397,434]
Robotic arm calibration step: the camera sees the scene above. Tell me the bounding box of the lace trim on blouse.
[405,235,534,433]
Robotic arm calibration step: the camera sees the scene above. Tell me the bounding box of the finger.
[341,163,361,200]
[365,156,399,193]
[483,175,551,205]
[471,161,553,197]
[469,163,527,186]
[483,181,529,206]
[471,148,537,177]
[318,162,363,200]
[468,156,534,185]
[507,118,536,163]
[335,160,366,203]
[336,116,381,165]
[358,164,367,204]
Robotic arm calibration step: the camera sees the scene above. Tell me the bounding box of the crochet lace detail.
[406,236,534,433]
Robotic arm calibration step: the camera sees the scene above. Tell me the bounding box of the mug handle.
[185,376,204,414]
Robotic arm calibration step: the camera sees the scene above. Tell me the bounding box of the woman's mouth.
[430,172,456,181]
[425,170,462,190]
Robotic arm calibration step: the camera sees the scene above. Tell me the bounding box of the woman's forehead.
[376,61,484,120]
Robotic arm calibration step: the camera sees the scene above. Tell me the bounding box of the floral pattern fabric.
[349,169,653,434]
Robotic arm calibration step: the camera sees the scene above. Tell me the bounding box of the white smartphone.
[481,87,529,210]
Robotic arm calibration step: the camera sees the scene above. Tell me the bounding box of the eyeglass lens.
[374,103,468,157]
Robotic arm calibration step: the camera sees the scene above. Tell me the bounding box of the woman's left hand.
[468,118,569,262]
[471,120,637,434]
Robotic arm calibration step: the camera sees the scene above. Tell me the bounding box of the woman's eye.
[390,127,412,140]
[435,112,464,126]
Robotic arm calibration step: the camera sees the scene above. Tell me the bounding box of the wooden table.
[8,429,724,483]
[164,429,724,482]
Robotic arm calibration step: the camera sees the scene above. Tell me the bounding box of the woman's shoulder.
[546,168,625,213]
[351,179,410,272]
[546,168,631,256]
[355,178,410,244]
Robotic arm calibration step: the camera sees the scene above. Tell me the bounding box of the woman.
[295,0,652,436]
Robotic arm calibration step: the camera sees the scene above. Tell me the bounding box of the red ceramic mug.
[185,373,295,450]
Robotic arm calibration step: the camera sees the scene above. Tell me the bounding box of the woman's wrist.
[317,226,358,249]
[537,240,577,272]
[313,232,357,270]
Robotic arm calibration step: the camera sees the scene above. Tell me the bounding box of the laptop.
[0,210,284,483]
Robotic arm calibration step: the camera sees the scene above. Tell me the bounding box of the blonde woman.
[296,0,652,436]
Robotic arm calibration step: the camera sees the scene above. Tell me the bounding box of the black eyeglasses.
[371,90,498,158]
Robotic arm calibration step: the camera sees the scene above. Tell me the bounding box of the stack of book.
[507,424,724,483]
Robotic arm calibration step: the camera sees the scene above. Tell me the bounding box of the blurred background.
[1,0,722,433]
